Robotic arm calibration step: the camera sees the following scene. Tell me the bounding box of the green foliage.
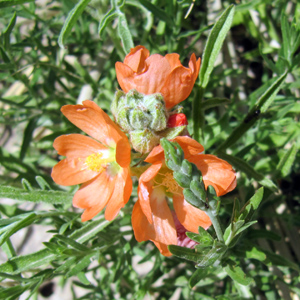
[0,0,300,299]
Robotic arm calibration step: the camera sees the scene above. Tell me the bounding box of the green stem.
[205,210,224,243]
[192,86,205,143]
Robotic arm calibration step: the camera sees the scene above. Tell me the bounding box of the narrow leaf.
[217,153,277,191]
[0,0,34,8]
[98,8,119,37]
[239,187,264,222]
[189,268,209,288]
[118,13,134,54]
[168,245,202,262]
[276,145,298,178]
[202,98,231,110]
[0,185,72,204]
[0,213,37,246]
[66,254,94,277]
[138,0,174,26]
[58,0,91,49]
[3,12,17,50]
[0,219,111,274]
[257,72,287,113]
[199,5,235,88]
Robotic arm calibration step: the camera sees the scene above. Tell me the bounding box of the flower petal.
[152,240,172,256]
[138,163,162,223]
[189,154,237,196]
[132,195,177,246]
[61,100,126,146]
[116,55,172,95]
[174,136,205,159]
[144,144,164,164]
[53,134,106,158]
[51,158,97,186]
[115,138,131,168]
[115,63,136,93]
[105,168,132,221]
[161,55,200,109]
[123,45,149,73]
[73,171,116,221]
[173,194,211,232]
[164,53,182,69]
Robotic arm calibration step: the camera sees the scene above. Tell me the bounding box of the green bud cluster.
[160,138,219,212]
[111,89,168,153]
[112,90,188,154]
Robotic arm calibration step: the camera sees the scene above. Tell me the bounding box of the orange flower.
[132,136,236,256]
[51,100,132,222]
[115,46,201,109]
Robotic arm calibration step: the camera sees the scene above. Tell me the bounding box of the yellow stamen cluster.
[153,171,181,195]
[85,153,107,172]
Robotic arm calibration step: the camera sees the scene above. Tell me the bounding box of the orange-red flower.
[132,136,236,256]
[51,100,132,222]
[115,46,201,109]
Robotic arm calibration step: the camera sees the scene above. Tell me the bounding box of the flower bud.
[111,89,169,153]
[130,129,160,154]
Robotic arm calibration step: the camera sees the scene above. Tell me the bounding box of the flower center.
[153,170,181,196]
[85,152,109,172]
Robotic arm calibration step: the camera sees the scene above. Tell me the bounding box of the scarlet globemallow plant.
[131,136,236,256]
[51,100,132,222]
[115,45,201,109]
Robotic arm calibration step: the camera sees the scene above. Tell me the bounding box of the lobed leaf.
[224,264,253,286]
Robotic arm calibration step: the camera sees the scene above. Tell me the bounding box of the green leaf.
[0,219,111,274]
[239,187,264,222]
[118,13,134,54]
[35,176,51,190]
[276,144,298,178]
[245,246,267,262]
[0,0,34,8]
[235,221,257,236]
[138,0,174,26]
[66,253,94,277]
[281,14,291,63]
[257,72,287,113]
[0,284,30,299]
[264,250,299,272]
[0,185,72,204]
[0,213,37,246]
[54,235,90,252]
[189,268,209,288]
[247,229,281,241]
[186,227,214,246]
[224,264,253,286]
[168,245,202,262]
[98,8,119,37]
[199,5,235,88]
[3,12,16,50]
[58,0,91,49]
[77,272,91,285]
[20,117,37,161]
[197,241,227,267]
[217,153,277,191]
[0,248,56,275]
[216,72,288,152]
[202,98,231,110]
